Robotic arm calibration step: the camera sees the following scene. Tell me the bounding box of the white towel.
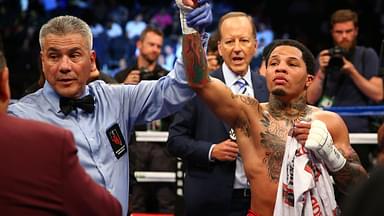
[273,136,340,216]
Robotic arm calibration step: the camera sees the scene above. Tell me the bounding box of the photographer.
[115,26,168,84]
[307,9,383,132]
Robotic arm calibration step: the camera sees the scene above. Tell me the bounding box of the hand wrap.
[175,0,212,34]
[175,0,197,34]
[305,120,346,172]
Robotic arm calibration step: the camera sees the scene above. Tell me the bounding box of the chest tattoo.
[260,111,293,182]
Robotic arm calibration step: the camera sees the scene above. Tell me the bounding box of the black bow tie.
[59,95,95,116]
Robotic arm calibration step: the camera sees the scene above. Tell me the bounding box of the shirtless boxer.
[176,1,368,215]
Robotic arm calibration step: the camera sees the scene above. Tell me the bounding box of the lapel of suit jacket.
[250,71,269,102]
[250,71,262,100]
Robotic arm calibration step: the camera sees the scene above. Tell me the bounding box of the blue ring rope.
[322,105,384,116]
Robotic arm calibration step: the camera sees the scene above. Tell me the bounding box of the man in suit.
[0,50,121,215]
[167,11,269,216]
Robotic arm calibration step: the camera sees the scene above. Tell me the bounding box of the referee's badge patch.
[106,123,127,159]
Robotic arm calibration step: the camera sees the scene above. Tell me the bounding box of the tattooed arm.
[177,0,211,87]
[333,146,368,193]
[182,33,210,88]
[317,111,368,193]
[178,1,249,126]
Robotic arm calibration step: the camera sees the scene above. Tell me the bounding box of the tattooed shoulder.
[238,95,259,106]
[234,115,251,138]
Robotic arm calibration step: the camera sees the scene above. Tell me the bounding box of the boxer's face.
[265,45,312,99]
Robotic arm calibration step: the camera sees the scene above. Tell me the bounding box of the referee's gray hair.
[39,15,93,50]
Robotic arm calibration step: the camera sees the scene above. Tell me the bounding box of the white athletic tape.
[175,0,198,34]
[305,120,347,172]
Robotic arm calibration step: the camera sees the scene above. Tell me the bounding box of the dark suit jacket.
[167,68,269,215]
[0,113,121,216]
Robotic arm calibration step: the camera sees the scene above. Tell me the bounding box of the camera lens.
[327,46,345,72]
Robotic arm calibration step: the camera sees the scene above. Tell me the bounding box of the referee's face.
[40,33,96,99]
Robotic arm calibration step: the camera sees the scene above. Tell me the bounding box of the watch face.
[229,128,236,141]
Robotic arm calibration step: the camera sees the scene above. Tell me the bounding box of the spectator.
[160,43,177,71]
[256,22,274,56]
[150,7,173,33]
[125,13,147,41]
[115,26,168,84]
[105,18,123,39]
[90,20,109,70]
[258,41,275,77]
[307,9,383,132]
[88,58,118,84]
[206,30,222,73]
[104,16,128,75]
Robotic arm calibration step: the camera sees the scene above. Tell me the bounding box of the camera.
[326,46,346,72]
[139,67,156,80]
[139,67,167,80]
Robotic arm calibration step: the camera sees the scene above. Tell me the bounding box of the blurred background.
[0,0,383,99]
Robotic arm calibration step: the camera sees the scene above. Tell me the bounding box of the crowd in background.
[1,0,383,99]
